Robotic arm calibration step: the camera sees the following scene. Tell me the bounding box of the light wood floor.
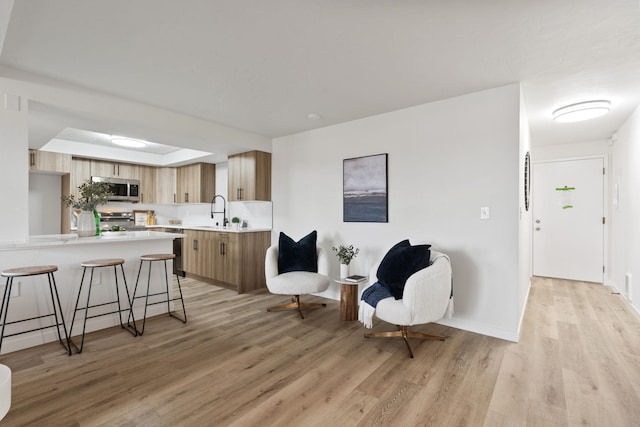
[1,276,639,426]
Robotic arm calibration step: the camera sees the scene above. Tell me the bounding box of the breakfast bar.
[0,231,183,354]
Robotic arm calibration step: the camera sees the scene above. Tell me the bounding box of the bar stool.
[0,265,71,356]
[129,254,187,335]
[69,258,137,353]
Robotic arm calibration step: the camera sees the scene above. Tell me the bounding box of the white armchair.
[363,250,452,358]
[265,245,330,319]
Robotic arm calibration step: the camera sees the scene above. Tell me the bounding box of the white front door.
[532,158,604,283]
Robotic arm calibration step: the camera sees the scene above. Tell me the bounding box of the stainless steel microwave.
[91,176,140,202]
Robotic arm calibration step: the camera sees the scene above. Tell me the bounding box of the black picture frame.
[343,153,388,222]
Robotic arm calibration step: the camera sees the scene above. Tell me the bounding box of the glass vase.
[94,209,100,236]
[77,210,96,237]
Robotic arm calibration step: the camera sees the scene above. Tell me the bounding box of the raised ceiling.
[1,0,639,157]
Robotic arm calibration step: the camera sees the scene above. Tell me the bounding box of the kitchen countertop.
[0,231,184,251]
[146,224,272,233]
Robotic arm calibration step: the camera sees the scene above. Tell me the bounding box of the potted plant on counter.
[62,180,113,237]
[231,217,241,229]
[332,244,360,278]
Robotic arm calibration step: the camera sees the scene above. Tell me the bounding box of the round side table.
[334,277,367,321]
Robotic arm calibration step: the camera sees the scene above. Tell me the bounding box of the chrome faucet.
[210,195,228,226]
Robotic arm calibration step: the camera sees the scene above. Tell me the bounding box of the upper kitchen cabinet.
[156,167,177,204]
[28,150,71,174]
[139,165,156,204]
[90,160,139,179]
[69,158,92,198]
[176,163,216,203]
[228,150,271,201]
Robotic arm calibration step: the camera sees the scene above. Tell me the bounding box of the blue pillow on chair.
[377,239,431,299]
[278,231,318,274]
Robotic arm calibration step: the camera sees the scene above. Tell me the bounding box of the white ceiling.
[1,0,640,159]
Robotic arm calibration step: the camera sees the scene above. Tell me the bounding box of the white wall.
[272,84,524,341]
[0,90,28,241]
[611,105,640,314]
[518,90,533,331]
[28,173,62,235]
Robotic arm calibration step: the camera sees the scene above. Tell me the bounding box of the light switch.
[480,207,490,220]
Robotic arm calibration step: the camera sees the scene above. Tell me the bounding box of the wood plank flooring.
[1,276,639,426]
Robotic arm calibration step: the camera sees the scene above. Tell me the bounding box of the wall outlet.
[480,207,490,220]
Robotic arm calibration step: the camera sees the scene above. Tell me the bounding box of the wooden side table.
[334,277,367,321]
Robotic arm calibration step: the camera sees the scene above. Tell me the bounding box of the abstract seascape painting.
[343,153,388,222]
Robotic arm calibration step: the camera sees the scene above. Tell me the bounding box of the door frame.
[532,154,609,284]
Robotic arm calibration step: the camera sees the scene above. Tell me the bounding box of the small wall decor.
[343,153,388,222]
[524,151,531,211]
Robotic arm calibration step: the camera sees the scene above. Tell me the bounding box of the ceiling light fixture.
[111,136,147,148]
[307,113,321,120]
[552,100,611,123]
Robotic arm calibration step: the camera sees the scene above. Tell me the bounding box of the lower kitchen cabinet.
[182,230,270,293]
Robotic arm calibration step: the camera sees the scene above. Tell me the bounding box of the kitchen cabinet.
[182,229,270,293]
[156,167,177,204]
[90,160,140,179]
[176,163,215,203]
[228,150,271,201]
[28,150,71,174]
[139,165,156,204]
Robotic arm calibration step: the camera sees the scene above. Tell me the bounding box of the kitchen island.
[0,231,183,354]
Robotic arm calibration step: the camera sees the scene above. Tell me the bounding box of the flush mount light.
[552,100,611,123]
[111,136,147,148]
[307,113,321,120]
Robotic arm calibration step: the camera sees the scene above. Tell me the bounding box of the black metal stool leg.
[47,272,72,355]
[170,267,187,323]
[129,260,145,334]
[118,264,137,336]
[69,267,88,353]
[0,278,13,355]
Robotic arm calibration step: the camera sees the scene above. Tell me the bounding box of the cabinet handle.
[29,151,35,167]
[193,239,198,250]
[236,188,240,200]
[185,192,189,203]
[174,193,176,203]
[220,242,226,256]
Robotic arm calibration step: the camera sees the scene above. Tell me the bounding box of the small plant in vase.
[62,180,113,237]
[231,217,241,229]
[332,244,359,278]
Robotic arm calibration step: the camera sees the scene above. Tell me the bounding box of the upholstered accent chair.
[363,250,452,358]
[264,242,330,319]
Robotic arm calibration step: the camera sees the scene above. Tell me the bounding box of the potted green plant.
[332,244,359,277]
[62,180,113,237]
[231,216,241,229]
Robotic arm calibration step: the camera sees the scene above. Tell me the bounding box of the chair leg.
[267,295,326,319]
[364,325,445,358]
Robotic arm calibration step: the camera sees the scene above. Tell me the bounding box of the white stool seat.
[0,364,11,420]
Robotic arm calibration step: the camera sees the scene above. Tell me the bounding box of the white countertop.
[0,230,184,251]
[146,224,272,233]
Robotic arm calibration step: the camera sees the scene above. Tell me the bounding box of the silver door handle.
[535,227,541,231]
[535,219,541,224]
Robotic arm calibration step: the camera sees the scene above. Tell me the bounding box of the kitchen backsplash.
[100,201,273,229]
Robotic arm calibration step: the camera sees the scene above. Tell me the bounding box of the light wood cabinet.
[156,167,177,204]
[228,150,271,201]
[139,165,156,204]
[60,158,92,234]
[90,160,139,179]
[182,229,270,293]
[28,150,71,173]
[176,163,216,203]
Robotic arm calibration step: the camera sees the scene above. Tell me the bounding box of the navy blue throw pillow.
[377,240,431,299]
[278,231,318,274]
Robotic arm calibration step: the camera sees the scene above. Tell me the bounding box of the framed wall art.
[343,153,388,222]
